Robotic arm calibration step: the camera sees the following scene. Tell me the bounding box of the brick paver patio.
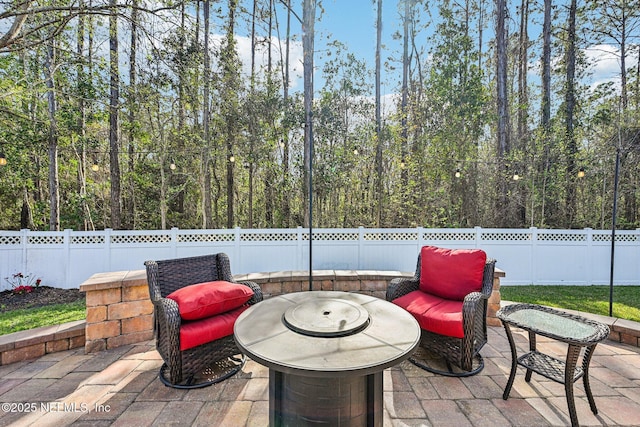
[1,324,639,426]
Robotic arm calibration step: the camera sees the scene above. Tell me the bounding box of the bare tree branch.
[0,1,181,51]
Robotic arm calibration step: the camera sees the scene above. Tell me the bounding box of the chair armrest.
[386,277,419,301]
[462,291,486,312]
[153,297,181,361]
[236,280,263,305]
[462,291,487,329]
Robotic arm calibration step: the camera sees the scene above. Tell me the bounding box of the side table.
[497,303,610,427]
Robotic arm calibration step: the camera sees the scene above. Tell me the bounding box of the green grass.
[500,285,640,322]
[0,300,86,336]
[1,286,638,336]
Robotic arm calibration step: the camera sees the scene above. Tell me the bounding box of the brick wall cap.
[0,320,86,352]
[79,271,129,292]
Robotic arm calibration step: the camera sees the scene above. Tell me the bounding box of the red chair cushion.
[167,281,253,320]
[419,246,486,301]
[393,290,464,338]
[179,305,249,350]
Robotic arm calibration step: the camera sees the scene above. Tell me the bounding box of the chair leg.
[409,353,484,377]
[158,355,246,389]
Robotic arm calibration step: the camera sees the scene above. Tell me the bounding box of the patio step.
[0,320,85,365]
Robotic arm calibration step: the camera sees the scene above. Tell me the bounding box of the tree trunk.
[540,0,552,226]
[282,0,292,226]
[517,0,529,148]
[517,0,530,227]
[302,0,316,228]
[542,0,552,130]
[374,0,383,227]
[223,0,239,229]
[109,0,122,229]
[202,0,213,229]
[248,0,257,228]
[565,0,578,226]
[496,0,510,227]
[125,0,138,229]
[400,0,410,223]
[76,3,95,231]
[45,40,60,231]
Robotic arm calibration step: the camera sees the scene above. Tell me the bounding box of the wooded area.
[0,0,639,231]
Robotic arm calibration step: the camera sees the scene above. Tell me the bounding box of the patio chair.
[386,246,496,377]
[144,253,263,388]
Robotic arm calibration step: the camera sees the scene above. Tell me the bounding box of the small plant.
[4,272,42,295]
[13,285,33,294]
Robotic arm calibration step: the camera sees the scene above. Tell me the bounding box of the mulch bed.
[0,286,84,313]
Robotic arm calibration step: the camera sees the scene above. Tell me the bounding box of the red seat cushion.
[167,281,254,321]
[393,290,464,338]
[179,305,249,350]
[419,246,487,301]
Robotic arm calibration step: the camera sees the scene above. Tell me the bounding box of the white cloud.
[584,43,639,91]
[232,35,304,90]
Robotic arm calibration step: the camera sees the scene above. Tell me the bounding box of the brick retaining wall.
[5,266,640,365]
[0,321,85,365]
[79,268,506,354]
[79,270,154,353]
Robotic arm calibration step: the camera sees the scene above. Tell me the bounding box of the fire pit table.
[234,291,420,426]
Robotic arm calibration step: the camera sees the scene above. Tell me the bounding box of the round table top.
[234,291,421,377]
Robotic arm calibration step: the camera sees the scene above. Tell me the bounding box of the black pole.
[309,114,313,291]
[609,147,620,317]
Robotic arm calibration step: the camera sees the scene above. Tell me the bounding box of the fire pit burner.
[234,291,420,427]
[283,298,370,337]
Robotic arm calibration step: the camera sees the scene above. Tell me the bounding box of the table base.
[269,370,382,427]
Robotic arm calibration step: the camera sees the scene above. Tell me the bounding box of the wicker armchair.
[144,253,263,388]
[387,246,496,377]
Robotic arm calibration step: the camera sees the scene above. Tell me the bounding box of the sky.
[248,0,635,98]
[26,0,632,100]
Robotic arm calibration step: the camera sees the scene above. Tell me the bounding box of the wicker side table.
[497,303,610,427]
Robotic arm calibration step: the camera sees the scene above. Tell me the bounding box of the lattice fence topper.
[538,233,587,242]
[111,234,171,244]
[305,232,359,241]
[592,233,638,242]
[0,235,21,245]
[240,232,297,242]
[178,233,234,242]
[28,235,63,245]
[481,232,532,241]
[71,235,106,245]
[363,232,418,241]
[423,232,475,241]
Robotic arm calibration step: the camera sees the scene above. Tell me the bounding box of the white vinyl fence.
[0,227,639,290]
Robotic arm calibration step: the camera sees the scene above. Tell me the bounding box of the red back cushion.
[419,246,487,301]
[167,281,253,320]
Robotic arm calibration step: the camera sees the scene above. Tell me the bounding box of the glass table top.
[497,304,610,344]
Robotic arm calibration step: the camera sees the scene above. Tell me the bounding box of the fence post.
[637,229,640,286]
[297,227,304,270]
[530,227,538,285]
[586,228,593,286]
[170,227,179,258]
[475,226,482,248]
[358,226,364,269]
[234,227,241,266]
[63,229,72,288]
[20,229,28,274]
[104,229,112,272]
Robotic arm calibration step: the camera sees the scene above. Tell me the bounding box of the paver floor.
[1,326,639,426]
